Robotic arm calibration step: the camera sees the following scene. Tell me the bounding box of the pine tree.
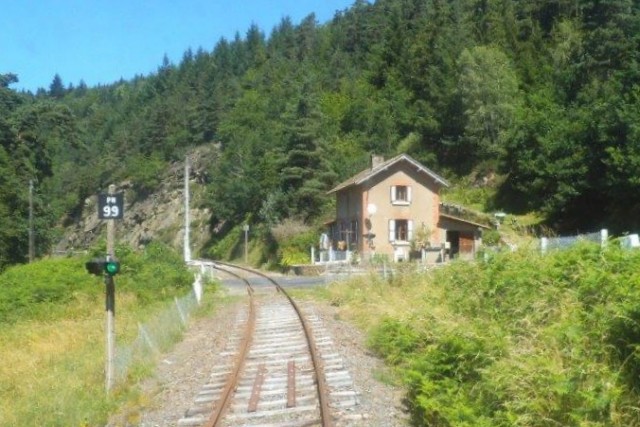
[49,74,65,99]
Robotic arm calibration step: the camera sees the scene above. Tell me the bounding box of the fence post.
[175,297,187,327]
[541,237,548,254]
[138,323,159,355]
[311,246,315,265]
[601,229,608,248]
[193,273,202,304]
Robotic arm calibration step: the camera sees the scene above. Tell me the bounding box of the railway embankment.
[324,242,640,426]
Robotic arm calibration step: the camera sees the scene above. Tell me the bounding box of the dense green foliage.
[0,242,192,324]
[1,0,640,268]
[275,227,318,267]
[0,257,94,323]
[205,221,316,269]
[357,244,640,426]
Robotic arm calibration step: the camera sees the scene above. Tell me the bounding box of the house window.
[396,186,408,201]
[389,219,414,243]
[396,219,409,241]
[337,220,359,250]
[391,185,412,205]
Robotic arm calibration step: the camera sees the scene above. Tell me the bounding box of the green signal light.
[105,260,120,276]
[85,257,120,277]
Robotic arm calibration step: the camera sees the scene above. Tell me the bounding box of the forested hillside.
[1,0,639,269]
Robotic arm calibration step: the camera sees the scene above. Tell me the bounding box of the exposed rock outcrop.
[55,144,218,257]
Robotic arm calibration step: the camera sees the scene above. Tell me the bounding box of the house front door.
[459,232,474,254]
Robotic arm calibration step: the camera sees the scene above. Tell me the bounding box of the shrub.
[328,242,640,425]
[115,241,193,303]
[0,242,192,324]
[368,318,420,365]
[405,335,498,427]
[271,219,318,268]
[482,228,501,246]
[207,224,241,260]
[0,257,96,324]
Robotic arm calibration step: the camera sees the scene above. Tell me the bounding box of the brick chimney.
[371,154,384,169]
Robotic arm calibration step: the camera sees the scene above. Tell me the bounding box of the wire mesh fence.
[113,290,199,384]
[541,229,607,253]
[322,259,433,284]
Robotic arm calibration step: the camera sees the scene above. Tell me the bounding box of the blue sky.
[1,0,356,93]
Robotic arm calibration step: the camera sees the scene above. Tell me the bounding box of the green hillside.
[1,0,639,268]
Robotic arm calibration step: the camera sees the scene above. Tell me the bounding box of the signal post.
[105,184,116,393]
[86,184,123,394]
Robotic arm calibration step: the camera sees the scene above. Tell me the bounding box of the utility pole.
[105,184,116,393]
[243,224,249,264]
[28,180,34,262]
[184,156,191,263]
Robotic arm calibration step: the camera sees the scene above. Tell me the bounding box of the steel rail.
[202,265,256,427]
[212,261,335,427]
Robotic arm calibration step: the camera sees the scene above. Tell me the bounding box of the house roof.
[439,213,492,230]
[327,153,449,194]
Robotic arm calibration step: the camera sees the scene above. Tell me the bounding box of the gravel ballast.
[108,296,409,427]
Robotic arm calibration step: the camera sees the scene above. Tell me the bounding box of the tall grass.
[326,243,640,426]
[0,242,209,426]
[2,302,116,426]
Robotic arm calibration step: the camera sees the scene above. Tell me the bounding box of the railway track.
[178,262,364,427]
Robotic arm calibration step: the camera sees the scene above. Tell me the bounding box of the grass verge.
[0,242,219,426]
[318,243,640,426]
[0,285,222,427]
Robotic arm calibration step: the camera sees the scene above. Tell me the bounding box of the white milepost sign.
[98,193,124,219]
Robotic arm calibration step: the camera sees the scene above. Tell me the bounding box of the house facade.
[326,154,488,262]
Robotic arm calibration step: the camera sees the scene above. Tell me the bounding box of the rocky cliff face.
[55,145,218,258]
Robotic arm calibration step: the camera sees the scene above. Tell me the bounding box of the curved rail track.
[178,261,363,427]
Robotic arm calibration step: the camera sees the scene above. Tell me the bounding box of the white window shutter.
[408,220,414,241]
[407,186,412,203]
[389,219,395,241]
[390,185,397,202]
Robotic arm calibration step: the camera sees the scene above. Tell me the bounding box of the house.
[326,154,490,262]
